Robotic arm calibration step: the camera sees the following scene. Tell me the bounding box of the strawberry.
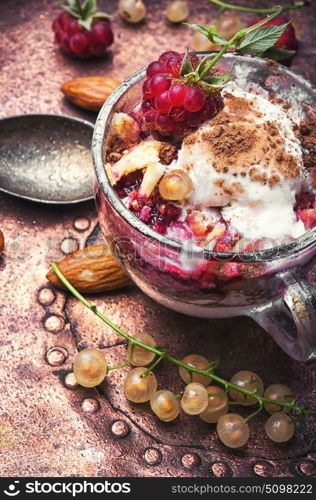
[52,0,113,59]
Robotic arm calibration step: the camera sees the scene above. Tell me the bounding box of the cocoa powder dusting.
[184,94,302,187]
[296,121,316,169]
[201,122,257,158]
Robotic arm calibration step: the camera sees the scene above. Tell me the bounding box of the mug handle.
[248,268,316,362]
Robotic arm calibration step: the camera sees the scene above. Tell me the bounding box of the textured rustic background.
[0,0,316,478]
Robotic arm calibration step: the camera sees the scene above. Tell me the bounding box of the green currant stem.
[207,359,220,371]
[108,361,131,371]
[208,0,307,14]
[142,352,167,378]
[244,401,264,424]
[128,342,135,363]
[50,263,316,418]
[51,263,165,357]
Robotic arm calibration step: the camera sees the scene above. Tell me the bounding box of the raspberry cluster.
[52,0,113,59]
[139,51,224,136]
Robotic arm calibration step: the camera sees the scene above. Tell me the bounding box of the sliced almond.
[112,140,161,182]
[205,223,226,244]
[111,112,140,143]
[104,162,116,185]
[139,163,166,198]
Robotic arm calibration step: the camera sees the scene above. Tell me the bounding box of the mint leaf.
[81,0,96,19]
[62,5,81,18]
[264,46,296,61]
[94,11,111,19]
[237,23,290,55]
[203,71,234,87]
[180,49,194,76]
[184,23,209,38]
[65,0,78,8]
[79,17,93,30]
[184,23,227,46]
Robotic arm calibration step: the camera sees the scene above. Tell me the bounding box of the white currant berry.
[229,370,264,406]
[159,170,193,201]
[181,382,209,415]
[191,31,215,52]
[217,413,250,448]
[127,332,156,367]
[124,367,157,403]
[166,1,189,23]
[119,0,146,24]
[178,354,211,386]
[150,390,180,422]
[73,348,108,388]
[265,412,295,443]
[263,384,294,414]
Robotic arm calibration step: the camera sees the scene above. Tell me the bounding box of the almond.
[46,244,130,293]
[0,230,4,253]
[139,162,165,197]
[61,76,121,112]
[112,140,161,181]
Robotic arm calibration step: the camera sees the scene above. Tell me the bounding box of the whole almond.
[46,244,130,293]
[0,230,4,252]
[61,76,121,111]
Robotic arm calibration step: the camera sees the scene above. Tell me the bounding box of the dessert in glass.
[93,52,316,363]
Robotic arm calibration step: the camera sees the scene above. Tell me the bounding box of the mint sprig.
[183,8,289,92]
[62,0,110,30]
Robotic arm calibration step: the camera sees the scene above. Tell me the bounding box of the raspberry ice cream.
[171,85,306,245]
[104,47,316,257]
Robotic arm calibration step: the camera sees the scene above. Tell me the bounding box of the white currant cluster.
[118,1,190,24]
[73,337,299,449]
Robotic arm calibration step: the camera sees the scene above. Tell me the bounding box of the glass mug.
[92,54,316,363]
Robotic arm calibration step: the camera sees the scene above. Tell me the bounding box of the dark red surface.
[0,0,316,477]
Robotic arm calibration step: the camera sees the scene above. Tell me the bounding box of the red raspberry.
[69,33,89,56]
[146,61,165,78]
[295,191,315,210]
[170,107,187,122]
[52,0,113,59]
[158,51,181,63]
[149,74,171,97]
[297,208,316,229]
[169,82,187,107]
[140,51,224,136]
[183,86,206,113]
[164,56,182,77]
[154,91,172,114]
[247,15,298,57]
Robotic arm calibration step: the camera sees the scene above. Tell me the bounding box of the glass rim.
[92,53,316,263]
